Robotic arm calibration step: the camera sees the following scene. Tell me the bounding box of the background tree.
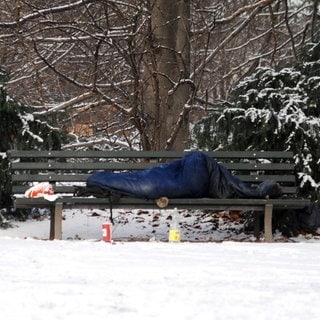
[0,0,317,150]
[0,70,63,209]
[143,0,192,150]
[193,40,320,200]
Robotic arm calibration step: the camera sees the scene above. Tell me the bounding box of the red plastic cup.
[102,223,112,242]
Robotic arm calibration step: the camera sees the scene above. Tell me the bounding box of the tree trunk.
[142,0,191,151]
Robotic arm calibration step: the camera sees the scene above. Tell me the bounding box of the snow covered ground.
[1,210,320,320]
[1,208,251,242]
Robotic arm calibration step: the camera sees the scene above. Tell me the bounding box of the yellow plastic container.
[169,229,181,242]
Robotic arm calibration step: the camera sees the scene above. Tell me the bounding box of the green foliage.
[0,71,65,208]
[192,40,320,200]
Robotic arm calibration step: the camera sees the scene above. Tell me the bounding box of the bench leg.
[264,204,273,243]
[49,202,63,240]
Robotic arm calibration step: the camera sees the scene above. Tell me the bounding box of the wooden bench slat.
[13,196,309,210]
[11,161,295,171]
[8,150,294,159]
[12,174,89,182]
[11,173,296,183]
[11,162,155,170]
[12,185,298,195]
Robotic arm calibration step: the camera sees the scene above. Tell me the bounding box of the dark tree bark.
[142,0,191,150]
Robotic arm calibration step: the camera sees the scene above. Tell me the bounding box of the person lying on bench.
[82,151,282,200]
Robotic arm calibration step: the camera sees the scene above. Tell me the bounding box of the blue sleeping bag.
[86,151,282,199]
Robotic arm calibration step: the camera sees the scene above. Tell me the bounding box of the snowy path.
[0,239,319,320]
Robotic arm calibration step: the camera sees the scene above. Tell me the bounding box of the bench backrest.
[7,150,298,196]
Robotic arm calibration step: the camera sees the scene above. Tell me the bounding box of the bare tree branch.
[0,0,101,28]
[191,6,264,80]
[215,0,275,24]
[34,92,95,115]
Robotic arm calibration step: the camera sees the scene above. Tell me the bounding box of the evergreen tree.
[0,70,63,210]
[193,41,320,200]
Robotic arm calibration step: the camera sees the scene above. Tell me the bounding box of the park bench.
[7,150,310,242]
